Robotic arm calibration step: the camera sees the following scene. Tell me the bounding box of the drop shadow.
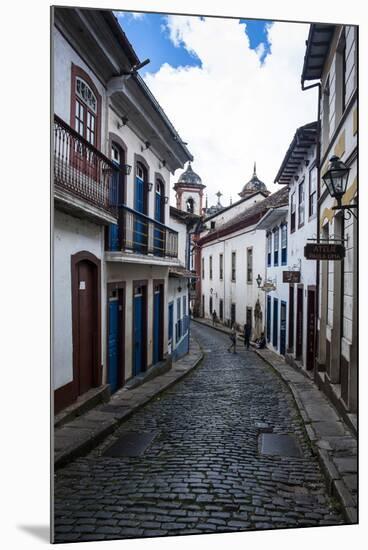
[17,525,50,543]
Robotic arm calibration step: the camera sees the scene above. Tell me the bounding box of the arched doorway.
[71,251,101,397]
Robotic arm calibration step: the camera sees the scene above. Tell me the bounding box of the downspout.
[302,79,321,377]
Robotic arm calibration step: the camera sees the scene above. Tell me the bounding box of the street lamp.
[322,155,357,219]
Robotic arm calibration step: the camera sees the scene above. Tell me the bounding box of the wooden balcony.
[53,115,118,224]
[106,205,178,262]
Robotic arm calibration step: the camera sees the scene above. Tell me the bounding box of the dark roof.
[174,163,204,190]
[198,187,289,245]
[274,122,318,185]
[104,11,140,67]
[301,23,336,84]
[239,163,269,198]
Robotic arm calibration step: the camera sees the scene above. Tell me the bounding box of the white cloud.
[144,15,318,207]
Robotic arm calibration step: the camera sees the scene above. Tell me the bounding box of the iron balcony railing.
[107,205,178,258]
[53,114,118,217]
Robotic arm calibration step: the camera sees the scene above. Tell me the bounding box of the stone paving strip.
[54,337,203,469]
[193,318,358,524]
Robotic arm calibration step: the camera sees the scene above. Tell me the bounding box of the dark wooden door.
[306,289,316,370]
[77,260,97,395]
[288,285,294,351]
[280,301,287,355]
[296,287,304,359]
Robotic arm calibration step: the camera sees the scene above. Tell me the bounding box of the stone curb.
[54,338,204,470]
[192,318,357,525]
[251,347,357,525]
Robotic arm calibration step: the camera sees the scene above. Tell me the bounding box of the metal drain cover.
[102,431,157,457]
[259,433,302,457]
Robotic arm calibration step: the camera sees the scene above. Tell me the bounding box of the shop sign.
[304,243,345,260]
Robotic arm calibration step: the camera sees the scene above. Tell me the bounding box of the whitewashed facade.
[270,122,318,367]
[197,169,288,340]
[301,24,357,421]
[53,7,192,413]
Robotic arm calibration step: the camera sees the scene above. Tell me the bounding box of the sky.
[115,10,317,208]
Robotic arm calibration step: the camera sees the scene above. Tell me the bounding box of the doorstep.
[54,385,111,429]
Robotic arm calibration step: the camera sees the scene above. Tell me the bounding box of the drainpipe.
[302,80,321,378]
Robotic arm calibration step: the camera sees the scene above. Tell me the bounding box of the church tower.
[173,162,206,216]
[239,162,270,198]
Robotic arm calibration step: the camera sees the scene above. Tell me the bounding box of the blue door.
[108,159,120,250]
[273,298,279,349]
[108,298,119,392]
[153,286,162,364]
[133,290,144,376]
[134,170,145,252]
[266,295,271,342]
[280,301,287,355]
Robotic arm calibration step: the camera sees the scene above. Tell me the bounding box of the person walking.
[228,324,237,353]
[212,309,218,326]
[243,323,251,350]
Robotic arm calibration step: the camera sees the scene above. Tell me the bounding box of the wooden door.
[306,289,316,370]
[108,297,119,392]
[272,298,278,349]
[280,301,287,355]
[77,260,97,395]
[266,295,271,342]
[288,285,294,351]
[296,287,304,359]
[153,284,163,365]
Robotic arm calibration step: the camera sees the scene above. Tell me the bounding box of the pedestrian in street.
[212,309,218,326]
[256,332,266,349]
[243,322,251,350]
[228,324,237,353]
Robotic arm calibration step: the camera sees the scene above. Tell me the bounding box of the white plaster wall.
[106,262,169,379]
[203,193,267,233]
[180,190,201,216]
[108,106,171,221]
[53,27,108,156]
[200,226,266,334]
[287,146,318,366]
[53,210,105,390]
[169,215,188,266]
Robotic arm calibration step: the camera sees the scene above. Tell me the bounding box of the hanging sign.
[283,271,301,283]
[304,243,345,260]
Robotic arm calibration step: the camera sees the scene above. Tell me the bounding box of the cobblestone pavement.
[54,322,344,542]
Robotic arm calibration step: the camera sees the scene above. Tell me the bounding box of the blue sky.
[115,12,272,74]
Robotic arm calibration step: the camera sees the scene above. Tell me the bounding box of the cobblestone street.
[54,322,344,542]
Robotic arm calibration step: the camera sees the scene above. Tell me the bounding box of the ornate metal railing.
[108,205,178,258]
[53,114,118,217]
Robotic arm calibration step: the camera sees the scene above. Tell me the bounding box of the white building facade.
[53,7,192,413]
[267,122,318,366]
[197,168,288,341]
[302,24,357,422]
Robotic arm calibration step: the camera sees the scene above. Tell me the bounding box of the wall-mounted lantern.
[148,182,154,191]
[256,274,262,288]
[123,164,132,176]
[322,155,357,220]
[164,196,169,204]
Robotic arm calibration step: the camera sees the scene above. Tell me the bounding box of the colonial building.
[263,121,318,365]
[173,162,206,216]
[53,7,192,413]
[168,207,200,360]
[256,203,289,355]
[301,24,357,424]
[196,166,288,340]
